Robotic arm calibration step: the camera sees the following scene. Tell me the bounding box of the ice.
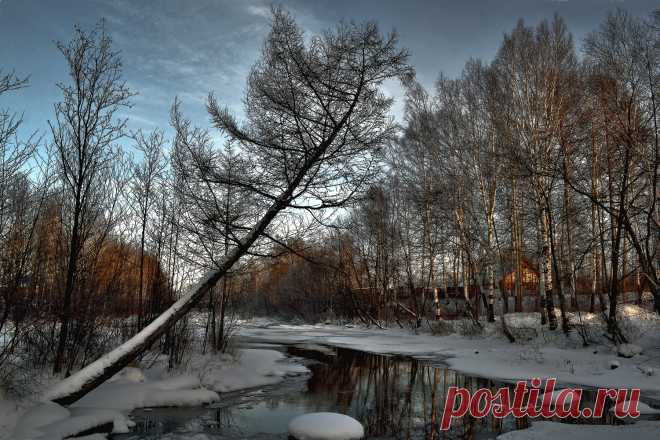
[288,412,364,440]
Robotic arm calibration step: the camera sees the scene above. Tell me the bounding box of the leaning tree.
[45,8,411,405]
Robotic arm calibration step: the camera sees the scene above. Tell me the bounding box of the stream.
[115,340,660,439]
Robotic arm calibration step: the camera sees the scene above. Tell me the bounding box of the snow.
[9,369,218,439]
[43,268,219,403]
[6,308,660,439]
[609,400,660,415]
[108,366,146,383]
[288,412,364,440]
[618,343,643,358]
[7,348,306,438]
[12,402,70,439]
[11,401,133,440]
[294,343,337,356]
[0,397,23,438]
[71,372,219,411]
[497,421,660,439]
[537,389,576,408]
[193,348,310,393]
[238,309,660,400]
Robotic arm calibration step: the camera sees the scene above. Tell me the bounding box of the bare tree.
[49,22,133,374]
[130,130,166,329]
[45,7,410,405]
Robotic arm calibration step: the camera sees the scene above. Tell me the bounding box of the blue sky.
[1,0,657,142]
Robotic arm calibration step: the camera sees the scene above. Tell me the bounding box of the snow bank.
[618,344,643,358]
[11,368,218,440]
[239,315,660,398]
[196,348,310,393]
[0,397,23,439]
[11,402,132,440]
[12,402,70,439]
[72,371,218,411]
[288,412,364,440]
[497,421,660,439]
[609,401,660,415]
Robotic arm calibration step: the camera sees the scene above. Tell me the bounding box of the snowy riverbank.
[1,347,310,439]
[2,306,660,439]
[238,306,660,399]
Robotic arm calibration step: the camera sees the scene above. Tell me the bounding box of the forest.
[0,4,659,439]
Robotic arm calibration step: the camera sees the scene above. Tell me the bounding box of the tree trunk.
[53,195,82,374]
[45,133,331,404]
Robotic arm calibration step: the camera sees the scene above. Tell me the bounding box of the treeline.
[249,10,659,341]
[1,8,411,389]
[0,25,246,382]
[0,8,658,386]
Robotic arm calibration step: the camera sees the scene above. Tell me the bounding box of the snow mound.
[12,402,133,440]
[618,344,643,358]
[12,401,71,439]
[31,407,131,439]
[14,370,216,439]
[72,373,218,411]
[198,348,310,393]
[288,412,364,440]
[497,421,660,439]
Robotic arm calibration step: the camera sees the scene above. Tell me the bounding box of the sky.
[1,0,658,142]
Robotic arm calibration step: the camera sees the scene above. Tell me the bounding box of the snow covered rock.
[288,412,364,440]
[618,344,643,358]
[609,360,620,369]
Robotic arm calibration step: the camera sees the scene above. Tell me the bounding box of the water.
[116,342,659,439]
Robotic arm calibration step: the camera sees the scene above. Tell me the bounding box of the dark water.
[116,343,659,439]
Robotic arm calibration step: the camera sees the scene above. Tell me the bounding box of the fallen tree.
[45,7,411,406]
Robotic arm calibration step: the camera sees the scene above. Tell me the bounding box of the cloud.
[246,4,271,18]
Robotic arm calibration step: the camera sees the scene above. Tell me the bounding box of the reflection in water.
[118,345,657,439]
[302,348,522,439]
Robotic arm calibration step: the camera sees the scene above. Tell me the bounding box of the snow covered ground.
[238,306,660,400]
[2,305,659,439]
[187,347,310,393]
[1,347,309,439]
